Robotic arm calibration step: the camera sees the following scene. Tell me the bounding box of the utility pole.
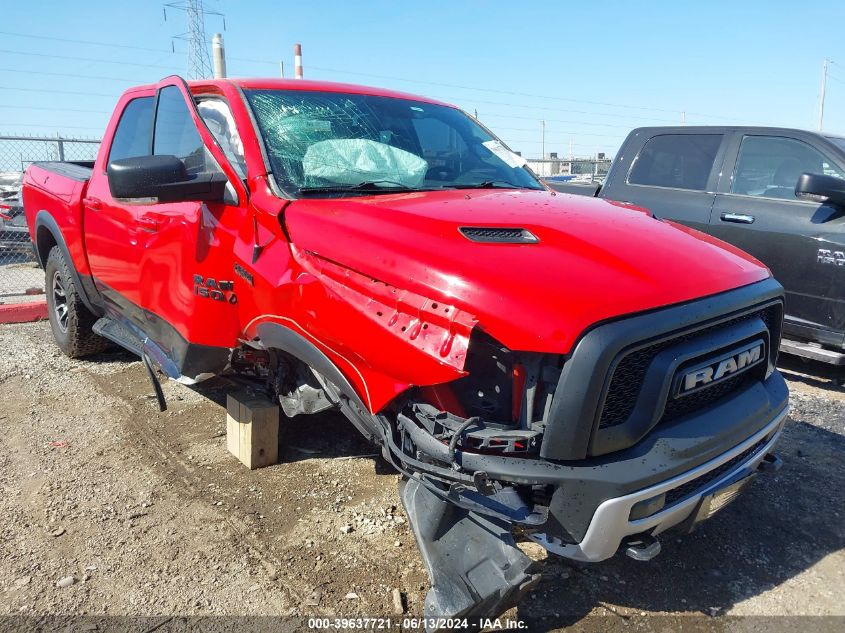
[681,110,686,125]
[279,61,285,78]
[184,0,212,79]
[211,33,226,78]
[540,120,545,160]
[819,58,830,131]
[164,0,224,79]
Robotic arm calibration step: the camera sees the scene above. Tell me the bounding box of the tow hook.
[757,453,782,473]
[622,533,662,561]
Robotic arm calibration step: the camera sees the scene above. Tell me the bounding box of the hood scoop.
[459,226,539,244]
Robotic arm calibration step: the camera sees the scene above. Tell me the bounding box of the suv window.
[731,135,845,200]
[628,134,722,191]
[153,86,214,175]
[108,96,154,163]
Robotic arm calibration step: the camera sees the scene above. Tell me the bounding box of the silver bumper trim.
[528,405,789,562]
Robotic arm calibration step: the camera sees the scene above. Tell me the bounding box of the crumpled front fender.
[245,245,477,413]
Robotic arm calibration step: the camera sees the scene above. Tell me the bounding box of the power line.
[827,73,845,86]
[0,104,111,114]
[1,122,104,130]
[0,67,149,84]
[0,85,117,98]
[0,30,170,53]
[444,96,679,123]
[479,112,638,129]
[0,28,274,66]
[0,29,729,122]
[488,126,625,139]
[307,64,744,123]
[307,64,682,115]
[0,48,179,71]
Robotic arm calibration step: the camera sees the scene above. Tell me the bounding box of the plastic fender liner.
[254,321,381,441]
[400,476,540,630]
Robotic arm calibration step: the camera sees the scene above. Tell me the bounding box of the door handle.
[83,197,102,211]
[137,215,162,233]
[720,212,755,224]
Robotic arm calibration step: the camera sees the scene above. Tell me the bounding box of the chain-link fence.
[526,158,613,180]
[0,135,100,304]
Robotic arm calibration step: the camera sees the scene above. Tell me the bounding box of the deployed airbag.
[302,139,428,188]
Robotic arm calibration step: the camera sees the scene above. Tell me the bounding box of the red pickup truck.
[23,75,788,623]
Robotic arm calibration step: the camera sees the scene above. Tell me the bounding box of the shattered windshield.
[243,89,544,196]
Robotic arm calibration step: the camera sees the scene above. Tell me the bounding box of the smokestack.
[212,33,226,78]
[294,43,303,79]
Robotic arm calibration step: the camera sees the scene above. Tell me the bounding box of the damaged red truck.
[23,76,788,624]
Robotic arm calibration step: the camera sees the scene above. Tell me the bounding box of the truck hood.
[283,189,769,353]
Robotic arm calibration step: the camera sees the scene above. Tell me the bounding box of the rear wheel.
[45,246,108,358]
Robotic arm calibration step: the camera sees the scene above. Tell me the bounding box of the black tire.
[45,246,108,358]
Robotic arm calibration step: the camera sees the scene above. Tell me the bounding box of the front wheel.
[44,246,108,358]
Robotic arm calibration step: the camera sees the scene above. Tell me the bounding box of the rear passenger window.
[731,135,845,200]
[108,97,154,163]
[628,134,722,191]
[154,86,217,175]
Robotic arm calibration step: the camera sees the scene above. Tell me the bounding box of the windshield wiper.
[299,180,416,195]
[445,180,523,190]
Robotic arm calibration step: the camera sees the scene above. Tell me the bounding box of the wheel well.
[35,224,58,267]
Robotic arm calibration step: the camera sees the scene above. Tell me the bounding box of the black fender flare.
[255,321,383,441]
[33,210,102,315]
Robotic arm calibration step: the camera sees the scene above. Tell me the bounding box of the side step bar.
[780,338,845,365]
[93,317,180,411]
[93,316,144,357]
[400,477,540,631]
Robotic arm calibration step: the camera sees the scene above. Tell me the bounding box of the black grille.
[662,436,769,508]
[598,305,778,429]
[662,372,753,422]
[459,226,538,243]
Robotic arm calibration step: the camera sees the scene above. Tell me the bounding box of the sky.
[1,0,844,159]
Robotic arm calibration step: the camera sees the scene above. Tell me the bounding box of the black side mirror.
[107,155,227,203]
[795,172,845,207]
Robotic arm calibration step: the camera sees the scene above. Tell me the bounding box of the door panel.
[710,134,845,347]
[84,94,155,307]
[133,80,246,364]
[604,132,726,232]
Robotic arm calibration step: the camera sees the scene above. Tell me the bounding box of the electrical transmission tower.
[164,0,225,79]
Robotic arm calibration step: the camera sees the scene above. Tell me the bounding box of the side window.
[197,98,247,178]
[411,117,468,179]
[731,135,845,200]
[153,86,217,175]
[412,117,466,156]
[108,96,154,163]
[628,134,722,191]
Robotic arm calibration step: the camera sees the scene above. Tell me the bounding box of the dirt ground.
[0,321,843,632]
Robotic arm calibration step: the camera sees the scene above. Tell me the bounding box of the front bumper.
[527,403,788,561]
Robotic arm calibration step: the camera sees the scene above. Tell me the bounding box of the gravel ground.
[0,321,843,632]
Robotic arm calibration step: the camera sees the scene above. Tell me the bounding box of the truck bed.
[31,161,94,182]
[22,161,94,276]
[543,179,601,196]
